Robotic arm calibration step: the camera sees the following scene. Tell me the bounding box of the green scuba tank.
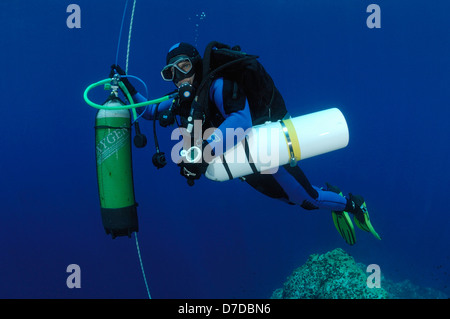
[95,96,138,238]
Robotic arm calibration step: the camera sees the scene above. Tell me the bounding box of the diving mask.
[161,55,194,82]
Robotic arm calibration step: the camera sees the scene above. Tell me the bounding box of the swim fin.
[349,194,381,241]
[332,210,356,245]
[326,183,356,245]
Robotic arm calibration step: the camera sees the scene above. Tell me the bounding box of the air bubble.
[190,11,207,47]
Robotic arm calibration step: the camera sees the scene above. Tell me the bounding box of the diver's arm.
[133,92,173,120]
[205,78,252,157]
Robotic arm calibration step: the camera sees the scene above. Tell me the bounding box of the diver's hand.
[179,140,212,185]
[179,161,208,182]
[109,64,137,96]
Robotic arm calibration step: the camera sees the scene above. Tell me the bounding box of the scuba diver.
[109,42,380,245]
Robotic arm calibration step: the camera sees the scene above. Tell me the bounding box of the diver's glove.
[179,161,208,181]
[109,64,137,96]
[179,140,211,184]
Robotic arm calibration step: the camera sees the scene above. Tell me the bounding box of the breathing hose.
[83,78,175,111]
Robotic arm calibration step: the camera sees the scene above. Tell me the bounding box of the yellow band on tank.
[281,118,301,166]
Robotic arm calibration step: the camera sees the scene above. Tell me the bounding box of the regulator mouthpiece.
[158,109,175,127]
[178,83,195,104]
[133,121,147,148]
[152,151,167,169]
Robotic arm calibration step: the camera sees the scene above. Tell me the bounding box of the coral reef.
[271,248,448,299]
[381,278,448,299]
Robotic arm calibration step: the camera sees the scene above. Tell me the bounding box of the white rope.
[125,0,137,74]
[120,0,152,299]
[135,232,152,299]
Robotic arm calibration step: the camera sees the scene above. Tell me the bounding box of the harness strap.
[243,136,258,175]
[221,155,234,180]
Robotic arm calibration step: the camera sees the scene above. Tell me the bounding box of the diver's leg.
[271,164,347,211]
[244,173,292,204]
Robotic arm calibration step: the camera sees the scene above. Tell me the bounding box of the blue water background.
[1,0,449,298]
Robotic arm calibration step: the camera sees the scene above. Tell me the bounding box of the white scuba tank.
[202,108,349,181]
